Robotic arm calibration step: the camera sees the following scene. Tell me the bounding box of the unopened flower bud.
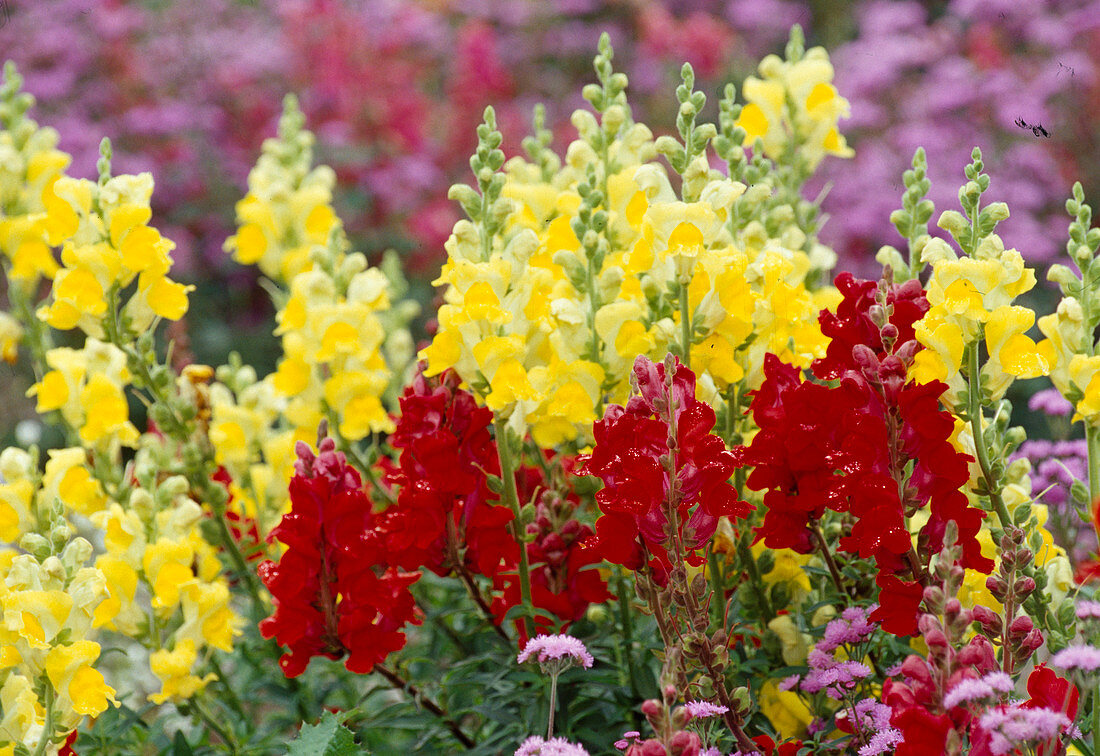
[1008,615,1033,634]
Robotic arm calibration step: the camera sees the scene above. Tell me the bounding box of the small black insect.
[1058,60,1076,78]
[1015,117,1051,138]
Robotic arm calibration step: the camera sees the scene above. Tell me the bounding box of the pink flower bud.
[1008,615,1034,636]
[669,731,701,756]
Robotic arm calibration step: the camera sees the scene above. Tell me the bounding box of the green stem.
[707,547,725,627]
[375,664,475,749]
[679,281,692,370]
[736,531,774,623]
[32,684,54,756]
[546,672,559,739]
[191,696,238,754]
[1093,683,1099,756]
[1087,424,1100,546]
[967,343,1012,527]
[614,568,642,703]
[493,417,535,640]
[206,654,247,722]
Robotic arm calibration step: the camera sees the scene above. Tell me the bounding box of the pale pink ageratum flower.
[1076,600,1100,620]
[1051,644,1100,673]
[978,706,1072,756]
[684,700,729,719]
[944,670,1015,709]
[517,634,594,669]
[515,736,590,756]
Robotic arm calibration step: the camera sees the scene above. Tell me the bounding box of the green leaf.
[171,732,194,756]
[287,711,361,756]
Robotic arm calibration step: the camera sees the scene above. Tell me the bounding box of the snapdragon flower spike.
[582,355,752,579]
[377,368,517,579]
[258,438,421,677]
[739,272,992,636]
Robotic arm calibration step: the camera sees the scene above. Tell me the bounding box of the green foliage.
[287,711,359,756]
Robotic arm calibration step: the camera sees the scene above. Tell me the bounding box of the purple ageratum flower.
[1051,644,1100,673]
[778,674,801,691]
[1077,600,1100,620]
[1029,387,1073,416]
[515,736,590,756]
[684,700,729,719]
[517,634,594,670]
[819,605,878,652]
[858,727,903,756]
[978,706,1072,756]
[853,698,893,731]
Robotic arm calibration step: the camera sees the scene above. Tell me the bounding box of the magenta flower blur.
[684,700,729,719]
[613,731,640,750]
[1076,600,1100,620]
[1051,644,1100,673]
[515,736,590,756]
[517,634,594,670]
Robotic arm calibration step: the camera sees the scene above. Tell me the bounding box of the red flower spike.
[582,356,752,582]
[258,438,422,677]
[737,273,991,637]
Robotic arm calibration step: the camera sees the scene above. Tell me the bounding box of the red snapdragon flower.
[258,438,421,677]
[582,356,752,581]
[738,273,992,636]
[376,368,518,578]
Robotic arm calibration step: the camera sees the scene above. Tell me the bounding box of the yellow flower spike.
[91,555,138,632]
[233,222,268,265]
[737,102,770,144]
[804,81,836,112]
[980,305,1048,400]
[107,203,153,249]
[138,271,193,321]
[1070,354,1100,421]
[78,374,137,446]
[45,640,116,717]
[43,448,106,517]
[0,674,39,745]
[142,539,196,611]
[179,581,240,653]
[3,589,74,647]
[148,639,216,705]
[458,280,512,325]
[485,358,537,412]
[0,478,33,544]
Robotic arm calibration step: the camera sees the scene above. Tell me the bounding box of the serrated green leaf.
[287,711,360,756]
